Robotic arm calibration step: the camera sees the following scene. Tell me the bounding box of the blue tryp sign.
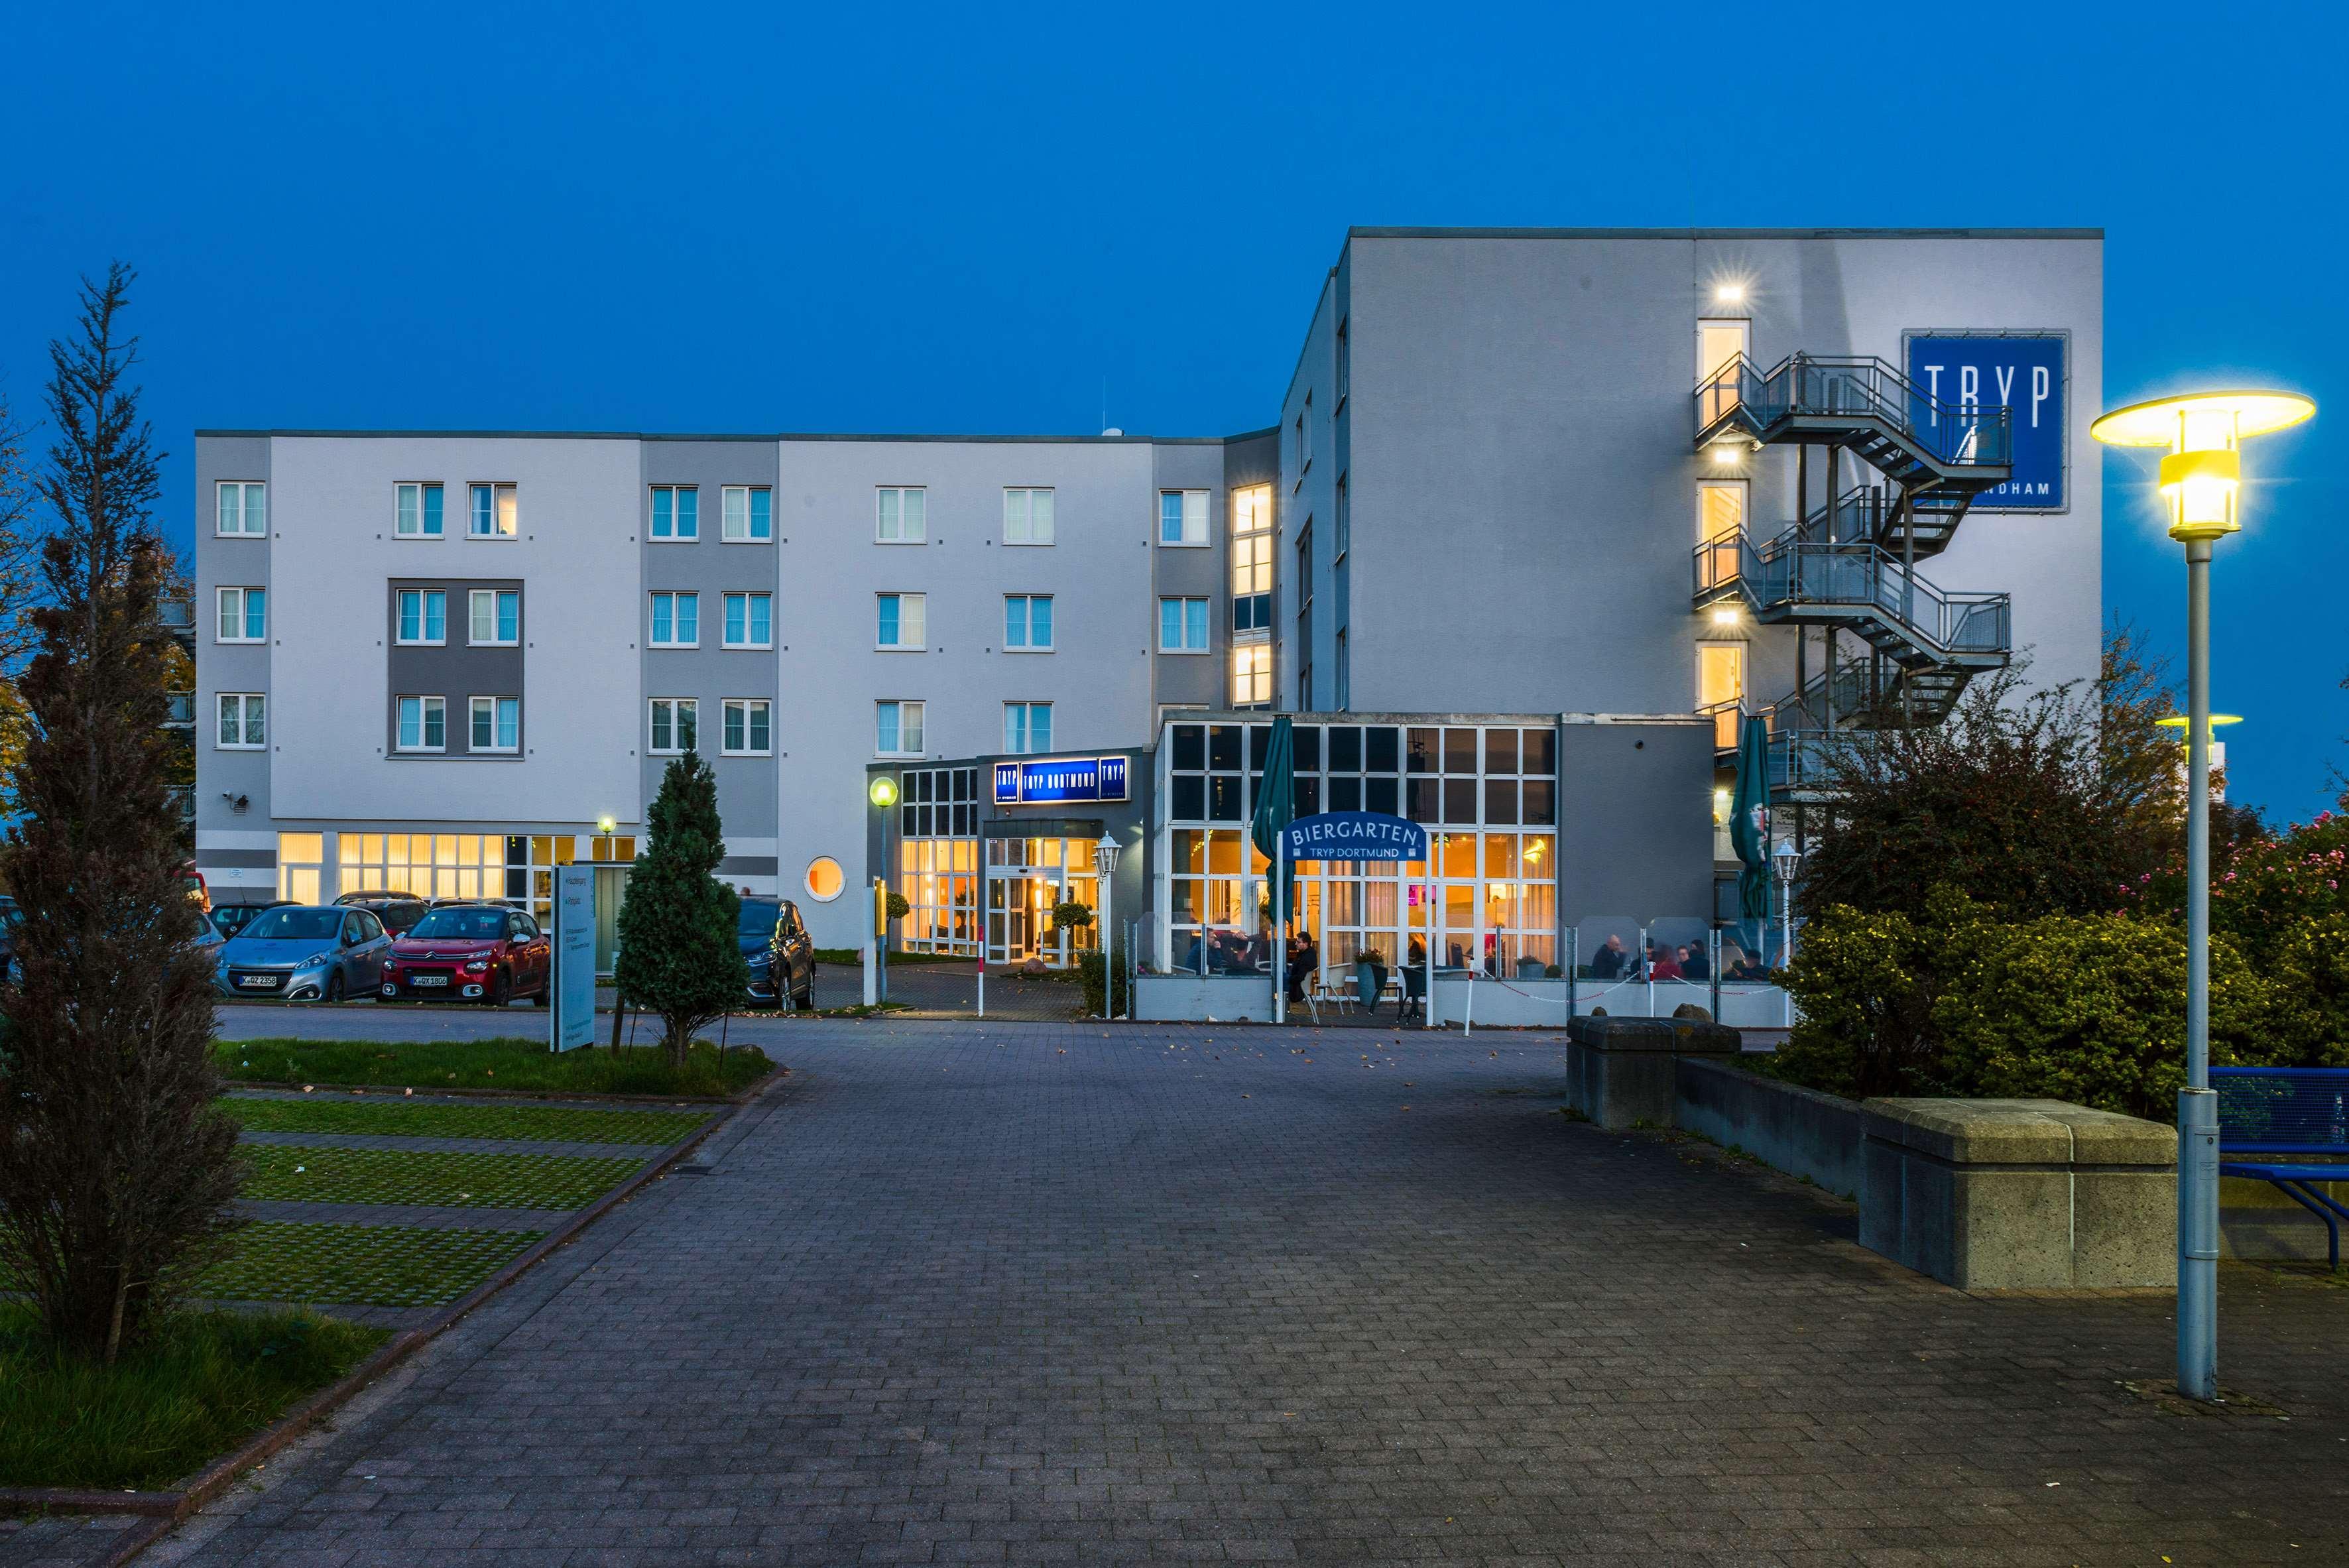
[993,755,1130,806]
[1280,811,1429,864]
[1904,333,2067,511]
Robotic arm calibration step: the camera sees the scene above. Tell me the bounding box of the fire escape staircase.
[1691,355,2018,801]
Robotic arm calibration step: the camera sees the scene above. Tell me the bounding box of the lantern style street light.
[2092,388,2315,1402]
[1095,833,1122,1020]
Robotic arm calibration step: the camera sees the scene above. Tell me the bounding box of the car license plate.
[236,975,280,989]
[412,974,448,987]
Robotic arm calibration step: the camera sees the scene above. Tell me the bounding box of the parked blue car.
[215,904,393,1002]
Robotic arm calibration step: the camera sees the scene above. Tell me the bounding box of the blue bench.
[2215,1066,2349,1269]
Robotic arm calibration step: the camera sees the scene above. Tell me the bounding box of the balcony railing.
[165,785,194,822]
[1693,530,2010,659]
[157,595,195,632]
[163,692,196,727]
[1694,352,2013,470]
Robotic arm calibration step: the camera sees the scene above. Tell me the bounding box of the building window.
[396,482,443,538]
[1230,483,1273,636]
[1159,597,1209,653]
[1295,392,1312,476]
[216,692,266,749]
[723,592,772,648]
[1003,702,1052,755]
[805,856,846,902]
[650,697,699,754]
[877,592,926,650]
[650,485,698,541]
[877,486,926,544]
[1335,629,1350,711]
[396,695,446,753]
[217,586,267,642]
[876,699,924,756]
[1336,317,1349,406]
[216,481,267,537]
[1004,487,1054,546]
[467,589,519,646]
[396,588,447,645]
[469,695,520,753]
[469,482,517,538]
[1004,594,1053,650]
[721,485,772,542]
[649,591,699,648]
[1334,473,1348,559]
[1231,644,1272,709]
[1697,478,1747,542]
[1295,522,1314,711]
[1697,640,1746,714]
[1159,490,1207,547]
[723,698,772,755]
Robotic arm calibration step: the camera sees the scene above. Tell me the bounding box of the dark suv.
[741,895,815,1009]
[333,890,430,935]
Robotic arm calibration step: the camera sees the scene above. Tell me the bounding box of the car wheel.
[532,980,550,1007]
[794,972,815,1011]
[487,971,511,1007]
[324,972,344,1004]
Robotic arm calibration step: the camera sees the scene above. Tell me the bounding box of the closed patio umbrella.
[1729,715,1772,922]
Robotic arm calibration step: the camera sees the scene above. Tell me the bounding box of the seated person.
[1589,934,1630,979]
[1679,943,1711,981]
[1648,943,1684,982]
[1400,938,1428,1018]
[1285,930,1316,1003]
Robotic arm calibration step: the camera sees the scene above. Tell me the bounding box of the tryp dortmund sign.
[1904,332,2068,513]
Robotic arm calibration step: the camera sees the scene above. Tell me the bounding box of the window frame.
[648,484,700,542]
[721,697,773,756]
[468,589,520,647]
[648,696,700,756]
[217,585,267,644]
[467,481,518,540]
[1158,596,1211,654]
[721,485,773,543]
[648,591,701,650]
[468,694,521,754]
[876,486,927,544]
[1002,701,1053,756]
[215,692,267,750]
[876,592,926,651]
[1002,487,1055,547]
[394,694,447,754]
[1158,489,1209,548]
[394,481,445,540]
[875,699,926,758]
[215,481,267,538]
[1002,593,1054,652]
[396,587,448,647]
[721,591,773,650]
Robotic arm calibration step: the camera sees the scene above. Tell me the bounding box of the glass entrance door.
[986,871,1062,965]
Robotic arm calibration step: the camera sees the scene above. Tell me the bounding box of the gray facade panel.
[1556,719,1716,924]
[384,579,526,760]
[194,434,274,848]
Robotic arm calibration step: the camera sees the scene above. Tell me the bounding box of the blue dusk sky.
[1,1,2338,821]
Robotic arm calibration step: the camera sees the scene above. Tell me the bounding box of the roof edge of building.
[1347,225,2103,241]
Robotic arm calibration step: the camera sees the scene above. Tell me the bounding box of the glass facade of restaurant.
[983,834,1101,967]
[1158,717,1560,978]
[896,766,981,957]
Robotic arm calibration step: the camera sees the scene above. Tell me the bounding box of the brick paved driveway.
[151,1021,2347,1567]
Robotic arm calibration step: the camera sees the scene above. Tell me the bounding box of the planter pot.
[1355,961,1385,1008]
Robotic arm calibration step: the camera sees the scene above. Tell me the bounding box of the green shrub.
[1769,888,1986,1100]
[1077,942,1128,1018]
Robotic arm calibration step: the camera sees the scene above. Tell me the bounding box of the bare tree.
[0,265,242,1362]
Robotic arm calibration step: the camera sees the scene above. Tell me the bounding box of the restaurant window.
[895,766,980,957]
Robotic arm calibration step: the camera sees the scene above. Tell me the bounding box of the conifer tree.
[0,265,242,1362]
[613,750,748,1065]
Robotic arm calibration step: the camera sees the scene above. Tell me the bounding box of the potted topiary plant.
[1354,947,1388,1008]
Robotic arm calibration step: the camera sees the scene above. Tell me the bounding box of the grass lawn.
[213,1036,772,1097]
[227,1097,711,1147]
[0,1306,386,1491]
[198,1222,546,1309]
[240,1145,646,1209]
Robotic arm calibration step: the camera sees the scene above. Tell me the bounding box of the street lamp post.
[1772,839,1801,1030]
[867,776,900,1008]
[2093,389,2315,1402]
[1095,832,1121,1020]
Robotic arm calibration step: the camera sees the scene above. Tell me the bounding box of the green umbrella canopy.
[1248,715,1297,926]
[1728,715,1773,921]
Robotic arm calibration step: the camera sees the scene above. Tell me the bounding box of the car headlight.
[303,952,333,967]
[463,960,489,974]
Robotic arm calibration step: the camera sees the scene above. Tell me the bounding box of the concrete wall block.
[1673,1058,1864,1198]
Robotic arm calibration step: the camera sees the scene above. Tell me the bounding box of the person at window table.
[1648,943,1683,982]
[1285,930,1317,1005]
[1590,934,1630,979]
[1679,943,1711,981]
[1401,937,1427,1020]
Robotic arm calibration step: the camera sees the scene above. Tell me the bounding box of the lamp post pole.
[1095,833,1120,1020]
[2094,388,2314,1402]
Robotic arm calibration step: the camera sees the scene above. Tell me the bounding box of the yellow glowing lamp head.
[2157,713,2242,744]
[1709,603,1741,628]
[595,814,617,835]
[869,776,900,809]
[2092,390,2315,543]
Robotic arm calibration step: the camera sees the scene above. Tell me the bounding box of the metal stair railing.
[1694,352,2013,471]
[1694,529,2012,662]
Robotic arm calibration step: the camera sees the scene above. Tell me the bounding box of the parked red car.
[379,903,550,1005]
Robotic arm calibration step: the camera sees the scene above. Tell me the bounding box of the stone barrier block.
[1565,1014,1740,1130]
[1860,1097,2176,1290]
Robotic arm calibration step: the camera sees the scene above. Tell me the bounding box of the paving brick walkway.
[149,1021,2347,1566]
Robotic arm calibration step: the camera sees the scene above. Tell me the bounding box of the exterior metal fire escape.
[1691,353,2017,800]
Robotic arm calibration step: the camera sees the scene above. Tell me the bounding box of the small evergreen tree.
[613,751,747,1065]
[0,265,242,1362]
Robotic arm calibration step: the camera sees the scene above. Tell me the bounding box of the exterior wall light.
[2093,387,2313,1404]
[1710,444,1742,465]
[869,776,900,809]
[1709,604,1741,628]
[1714,282,1746,304]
